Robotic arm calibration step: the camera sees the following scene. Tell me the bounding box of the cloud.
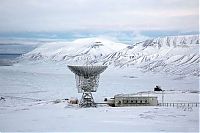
[0,0,198,32]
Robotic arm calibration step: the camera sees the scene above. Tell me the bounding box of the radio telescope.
[68,65,107,107]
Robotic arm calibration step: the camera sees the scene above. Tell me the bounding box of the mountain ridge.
[21,35,199,77]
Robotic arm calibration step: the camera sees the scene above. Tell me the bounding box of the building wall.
[114,96,158,107]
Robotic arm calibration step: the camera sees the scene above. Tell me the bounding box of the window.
[123,100,128,104]
[145,100,148,103]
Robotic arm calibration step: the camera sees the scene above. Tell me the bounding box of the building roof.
[114,94,157,98]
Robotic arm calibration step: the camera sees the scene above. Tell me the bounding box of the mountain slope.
[22,35,199,77]
[103,35,199,77]
[22,38,127,65]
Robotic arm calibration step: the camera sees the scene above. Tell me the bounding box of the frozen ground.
[0,62,199,132]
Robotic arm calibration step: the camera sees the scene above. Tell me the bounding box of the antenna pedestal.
[79,92,96,107]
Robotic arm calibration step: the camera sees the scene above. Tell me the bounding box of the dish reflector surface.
[68,65,107,77]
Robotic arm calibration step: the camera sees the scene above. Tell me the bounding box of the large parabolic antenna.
[68,65,107,107]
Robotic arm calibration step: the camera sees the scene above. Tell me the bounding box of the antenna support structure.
[68,65,107,107]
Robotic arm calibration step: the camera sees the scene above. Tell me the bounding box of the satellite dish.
[68,65,107,107]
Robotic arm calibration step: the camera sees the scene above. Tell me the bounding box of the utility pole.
[162,90,164,104]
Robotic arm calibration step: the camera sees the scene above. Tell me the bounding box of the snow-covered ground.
[0,62,199,132]
[0,102,199,132]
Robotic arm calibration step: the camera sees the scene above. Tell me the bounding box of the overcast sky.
[0,0,198,33]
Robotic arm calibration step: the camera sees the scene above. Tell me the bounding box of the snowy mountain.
[22,38,127,65]
[22,35,199,77]
[103,35,199,77]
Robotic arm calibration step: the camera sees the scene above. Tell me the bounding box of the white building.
[114,94,158,107]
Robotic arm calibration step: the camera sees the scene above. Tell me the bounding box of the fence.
[158,102,200,107]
